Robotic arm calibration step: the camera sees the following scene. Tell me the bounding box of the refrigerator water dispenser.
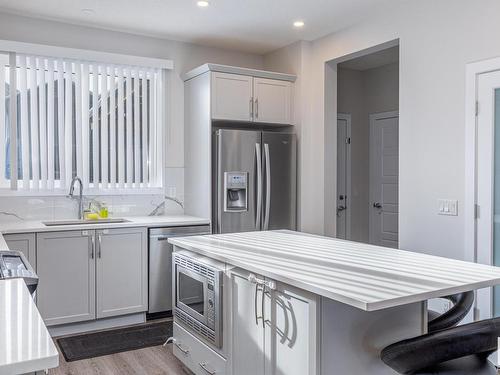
[224,172,248,212]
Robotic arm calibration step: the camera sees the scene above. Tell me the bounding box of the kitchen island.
[169,230,500,375]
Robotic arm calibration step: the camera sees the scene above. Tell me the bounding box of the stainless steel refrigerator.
[213,129,296,234]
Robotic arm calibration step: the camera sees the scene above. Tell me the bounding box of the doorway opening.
[335,44,400,247]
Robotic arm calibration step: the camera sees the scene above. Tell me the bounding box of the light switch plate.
[438,199,458,216]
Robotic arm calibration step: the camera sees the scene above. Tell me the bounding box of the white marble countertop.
[0,215,210,234]
[169,230,500,311]
[0,278,58,375]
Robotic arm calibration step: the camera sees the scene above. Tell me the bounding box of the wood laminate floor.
[49,344,187,375]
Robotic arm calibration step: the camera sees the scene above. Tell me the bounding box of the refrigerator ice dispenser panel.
[224,172,248,212]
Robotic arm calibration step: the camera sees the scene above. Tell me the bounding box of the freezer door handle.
[256,143,262,230]
[264,143,271,230]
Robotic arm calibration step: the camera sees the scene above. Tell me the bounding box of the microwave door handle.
[264,143,271,230]
[255,143,262,230]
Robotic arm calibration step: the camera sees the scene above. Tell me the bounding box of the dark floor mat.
[57,320,173,362]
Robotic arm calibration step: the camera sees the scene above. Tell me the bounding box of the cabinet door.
[211,72,253,122]
[36,230,95,326]
[96,227,147,318]
[264,281,318,375]
[229,268,265,375]
[4,233,36,266]
[254,78,292,124]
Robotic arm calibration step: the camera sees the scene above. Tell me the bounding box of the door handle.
[97,234,102,258]
[263,143,271,230]
[90,234,95,259]
[373,202,383,209]
[336,205,346,217]
[255,143,262,230]
[174,342,190,355]
[199,362,216,375]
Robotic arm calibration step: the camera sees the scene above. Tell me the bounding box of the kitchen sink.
[42,218,130,226]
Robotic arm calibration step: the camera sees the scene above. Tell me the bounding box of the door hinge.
[345,137,351,144]
[474,204,480,219]
[475,101,479,117]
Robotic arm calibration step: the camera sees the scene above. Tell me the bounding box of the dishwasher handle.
[153,233,211,241]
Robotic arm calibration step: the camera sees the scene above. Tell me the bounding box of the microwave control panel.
[207,282,215,327]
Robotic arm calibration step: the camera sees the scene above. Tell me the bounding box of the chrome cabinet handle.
[255,98,259,119]
[263,143,271,230]
[248,273,276,290]
[373,202,382,209]
[199,362,216,375]
[90,234,95,259]
[249,97,254,119]
[97,234,102,258]
[174,342,190,355]
[255,143,262,230]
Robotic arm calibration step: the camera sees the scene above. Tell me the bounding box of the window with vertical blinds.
[0,53,163,192]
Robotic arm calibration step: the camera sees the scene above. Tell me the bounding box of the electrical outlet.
[438,199,458,216]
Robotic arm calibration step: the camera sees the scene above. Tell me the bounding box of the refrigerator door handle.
[264,143,271,230]
[255,143,262,230]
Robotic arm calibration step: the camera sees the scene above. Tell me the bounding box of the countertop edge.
[169,237,500,312]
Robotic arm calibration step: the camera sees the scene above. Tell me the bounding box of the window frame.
[0,43,172,196]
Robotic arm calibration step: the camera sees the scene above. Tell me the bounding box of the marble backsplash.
[0,167,185,223]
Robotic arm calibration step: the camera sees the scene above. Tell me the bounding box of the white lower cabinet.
[36,227,147,326]
[96,227,148,318]
[37,231,96,326]
[174,323,227,375]
[3,232,36,265]
[229,268,318,375]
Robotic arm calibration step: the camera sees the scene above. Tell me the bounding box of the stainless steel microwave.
[173,252,223,348]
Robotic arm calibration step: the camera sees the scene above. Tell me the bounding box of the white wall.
[0,12,263,220]
[337,63,399,243]
[266,0,500,260]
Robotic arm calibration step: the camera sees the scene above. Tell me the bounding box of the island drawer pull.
[199,362,216,375]
[174,342,190,355]
[248,273,276,290]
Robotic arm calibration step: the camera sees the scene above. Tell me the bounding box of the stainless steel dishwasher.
[148,225,211,315]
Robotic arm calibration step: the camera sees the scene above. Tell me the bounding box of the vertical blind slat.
[133,69,140,186]
[81,62,89,188]
[109,66,117,188]
[92,64,99,186]
[8,53,17,190]
[101,65,109,188]
[141,70,148,185]
[125,67,133,187]
[29,56,40,189]
[46,59,55,189]
[38,58,47,190]
[0,56,6,187]
[149,69,155,187]
[117,66,125,188]
[74,62,83,180]
[18,55,30,189]
[156,70,163,187]
[64,60,73,186]
[56,59,65,189]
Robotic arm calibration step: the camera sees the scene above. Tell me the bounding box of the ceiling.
[338,45,399,71]
[0,0,397,54]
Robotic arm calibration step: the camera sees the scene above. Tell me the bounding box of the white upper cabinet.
[253,78,292,124]
[211,72,253,122]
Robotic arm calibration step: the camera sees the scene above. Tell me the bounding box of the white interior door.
[337,114,351,239]
[369,111,399,248]
[476,70,500,320]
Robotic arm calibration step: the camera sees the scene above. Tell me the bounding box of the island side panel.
[321,298,426,375]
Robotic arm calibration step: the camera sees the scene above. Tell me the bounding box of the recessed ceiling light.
[197,1,209,7]
[81,8,96,16]
[293,20,305,28]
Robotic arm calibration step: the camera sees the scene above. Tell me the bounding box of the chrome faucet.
[68,176,84,220]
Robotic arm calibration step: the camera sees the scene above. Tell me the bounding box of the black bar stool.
[381,292,499,374]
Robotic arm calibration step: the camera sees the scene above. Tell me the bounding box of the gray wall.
[337,62,399,243]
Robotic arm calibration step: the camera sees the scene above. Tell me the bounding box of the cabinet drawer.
[173,323,226,375]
